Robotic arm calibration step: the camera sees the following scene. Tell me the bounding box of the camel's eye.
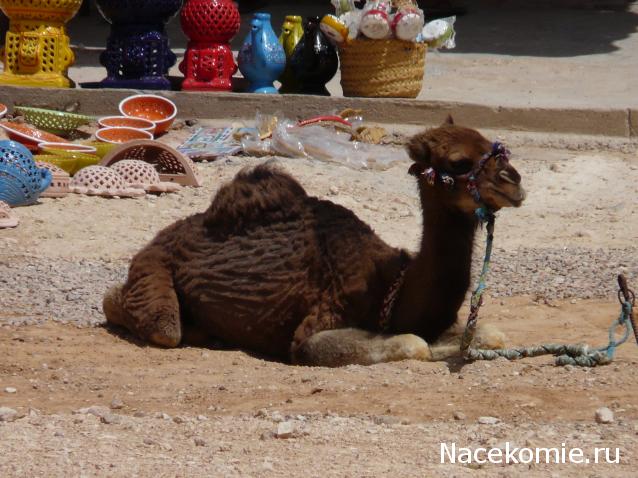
[449,159,473,175]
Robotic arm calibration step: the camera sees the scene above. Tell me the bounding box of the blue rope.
[461,209,637,367]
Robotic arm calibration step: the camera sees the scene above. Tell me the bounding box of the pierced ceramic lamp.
[95,0,183,90]
[0,0,82,88]
[179,0,240,91]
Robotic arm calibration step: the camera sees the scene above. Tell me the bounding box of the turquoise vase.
[238,12,286,94]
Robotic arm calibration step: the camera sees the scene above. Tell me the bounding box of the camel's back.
[166,165,398,357]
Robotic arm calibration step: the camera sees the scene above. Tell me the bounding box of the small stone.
[194,437,206,447]
[595,407,614,424]
[453,411,467,421]
[54,431,64,437]
[276,421,295,439]
[100,413,121,425]
[173,416,185,424]
[110,398,124,410]
[143,437,157,446]
[328,186,339,195]
[196,415,208,421]
[0,407,18,422]
[4,387,17,394]
[373,415,401,426]
[260,431,276,440]
[271,411,284,423]
[478,416,501,425]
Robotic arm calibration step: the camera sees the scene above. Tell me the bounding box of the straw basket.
[338,39,427,98]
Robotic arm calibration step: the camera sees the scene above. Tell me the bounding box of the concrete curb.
[0,85,634,138]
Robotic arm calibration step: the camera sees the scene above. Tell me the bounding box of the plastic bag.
[418,16,456,49]
[271,122,407,171]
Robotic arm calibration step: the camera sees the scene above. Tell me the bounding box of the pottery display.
[237,12,286,94]
[96,0,183,90]
[0,0,82,88]
[289,16,339,96]
[278,15,304,94]
[179,0,240,91]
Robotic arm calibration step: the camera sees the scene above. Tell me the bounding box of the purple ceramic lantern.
[96,0,183,90]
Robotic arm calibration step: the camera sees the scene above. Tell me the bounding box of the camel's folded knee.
[430,324,506,360]
[103,284,128,328]
[292,328,432,367]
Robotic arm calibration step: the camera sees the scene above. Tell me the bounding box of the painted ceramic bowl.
[119,95,177,135]
[39,142,98,155]
[79,140,117,159]
[98,116,156,133]
[95,127,154,144]
[0,122,66,151]
[0,104,7,119]
[34,155,78,175]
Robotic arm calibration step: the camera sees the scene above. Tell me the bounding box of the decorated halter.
[419,141,511,224]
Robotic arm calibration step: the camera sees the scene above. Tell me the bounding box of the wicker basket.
[338,39,427,98]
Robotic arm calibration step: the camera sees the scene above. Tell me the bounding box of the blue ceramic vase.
[238,13,286,94]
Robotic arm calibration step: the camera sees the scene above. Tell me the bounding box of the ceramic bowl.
[95,127,154,144]
[118,94,177,135]
[0,104,7,119]
[39,142,97,155]
[0,122,66,151]
[98,116,156,133]
[78,140,117,159]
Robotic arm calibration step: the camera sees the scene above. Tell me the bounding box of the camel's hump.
[203,164,308,232]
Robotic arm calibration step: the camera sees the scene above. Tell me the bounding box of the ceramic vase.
[237,12,286,94]
[179,0,240,91]
[96,0,183,90]
[0,0,82,88]
[278,15,304,94]
[289,16,338,96]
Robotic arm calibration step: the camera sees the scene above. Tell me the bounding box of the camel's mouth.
[489,185,526,208]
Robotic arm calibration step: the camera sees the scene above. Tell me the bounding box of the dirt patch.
[1,134,637,476]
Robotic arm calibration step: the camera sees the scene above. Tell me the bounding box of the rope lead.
[461,211,637,367]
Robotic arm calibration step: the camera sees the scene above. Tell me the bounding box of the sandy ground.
[1,123,638,476]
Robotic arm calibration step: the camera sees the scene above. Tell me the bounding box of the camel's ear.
[444,114,454,125]
[406,133,431,166]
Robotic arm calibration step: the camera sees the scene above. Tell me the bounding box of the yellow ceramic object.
[35,151,100,175]
[278,15,304,93]
[79,140,117,159]
[0,0,82,88]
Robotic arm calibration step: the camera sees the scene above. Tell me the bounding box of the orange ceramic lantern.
[0,0,82,87]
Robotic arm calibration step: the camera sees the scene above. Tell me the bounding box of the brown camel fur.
[103,118,526,366]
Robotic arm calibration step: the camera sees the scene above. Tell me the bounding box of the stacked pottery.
[289,16,339,96]
[179,0,240,91]
[278,15,304,94]
[238,13,286,94]
[96,0,183,90]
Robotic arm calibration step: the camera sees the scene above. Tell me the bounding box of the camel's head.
[406,116,526,214]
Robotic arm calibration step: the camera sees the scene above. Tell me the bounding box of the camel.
[103,117,526,366]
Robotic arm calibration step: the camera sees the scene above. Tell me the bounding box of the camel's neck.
[391,201,478,342]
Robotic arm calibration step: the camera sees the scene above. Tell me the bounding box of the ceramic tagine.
[179,0,240,91]
[289,16,339,96]
[96,0,183,90]
[237,12,286,94]
[278,15,304,94]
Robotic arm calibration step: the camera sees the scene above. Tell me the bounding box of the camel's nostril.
[499,170,519,185]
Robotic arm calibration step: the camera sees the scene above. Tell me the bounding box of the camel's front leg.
[291,328,432,367]
[103,247,182,348]
[429,324,506,361]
